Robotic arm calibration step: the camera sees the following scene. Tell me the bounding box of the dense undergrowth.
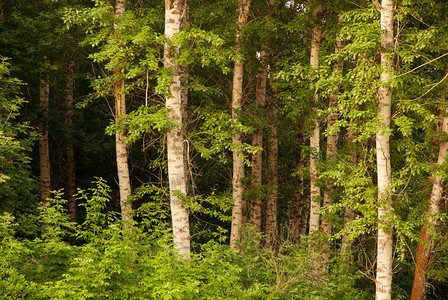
[1,179,367,300]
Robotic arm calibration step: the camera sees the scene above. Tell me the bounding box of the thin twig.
[405,71,448,102]
[394,52,448,79]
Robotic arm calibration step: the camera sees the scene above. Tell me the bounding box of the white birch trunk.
[164,0,190,256]
[308,4,323,234]
[375,0,394,299]
[115,78,133,224]
[114,0,133,226]
[230,0,251,250]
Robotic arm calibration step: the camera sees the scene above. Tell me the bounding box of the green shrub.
[0,180,368,299]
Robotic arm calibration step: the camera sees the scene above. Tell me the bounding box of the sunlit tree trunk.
[249,45,268,233]
[39,71,51,203]
[308,3,323,234]
[114,0,133,226]
[321,33,343,262]
[64,56,77,223]
[411,109,448,300]
[375,0,394,299]
[164,0,190,256]
[230,0,251,250]
[264,73,279,249]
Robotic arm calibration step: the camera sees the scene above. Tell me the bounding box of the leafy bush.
[0,179,367,299]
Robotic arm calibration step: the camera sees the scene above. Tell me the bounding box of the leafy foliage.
[0,57,38,237]
[2,0,448,298]
[0,180,366,299]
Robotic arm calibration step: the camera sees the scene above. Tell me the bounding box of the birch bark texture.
[39,72,51,203]
[375,0,394,299]
[410,109,448,300]
[114,0,133,225]
[164,0,191,256]
[308,4,323,234]
[230,0,251,250]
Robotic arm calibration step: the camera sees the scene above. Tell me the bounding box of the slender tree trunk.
[308,4,323,234]
[299,195,309,236]
[290,126,305,243]
[321,36,342,236]
[114,0,133,226]
[164,0,190,256]
[249,45,268,233]
[299,120,310,237]
[341,121,357,256]
[115,75,132,224]
[64,56,77,223]
[375,1,394,299]
[289,186,302,243]
[321,33,343,262]
[341,206,356,252]
[230,0,251,250]
[264,73,279,249]
[39,70,51,203]
[410,109,448,300]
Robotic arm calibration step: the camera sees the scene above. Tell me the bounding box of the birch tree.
[250,0,277,240]
[308,3,323,234]
[114,0,133,226]
[230,0,251,250]
[164,0,190,256]
[264,70,279,249]
[249,45,268,233]
[375,0,394,298]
